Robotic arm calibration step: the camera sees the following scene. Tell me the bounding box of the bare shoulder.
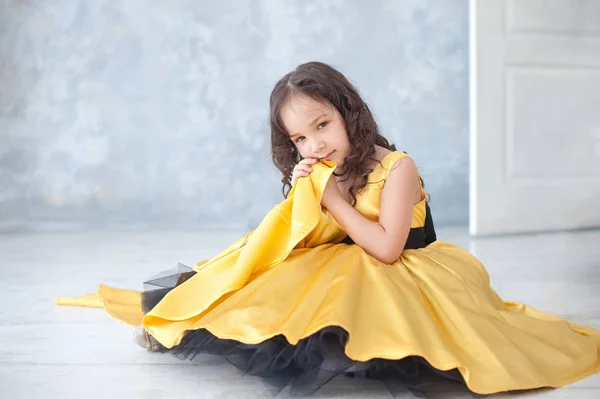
[389,152,417,171]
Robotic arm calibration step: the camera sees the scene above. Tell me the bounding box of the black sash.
[341,203,437,250]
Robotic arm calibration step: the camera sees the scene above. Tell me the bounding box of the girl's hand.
[291,158,318,186]
[321,174,343,209]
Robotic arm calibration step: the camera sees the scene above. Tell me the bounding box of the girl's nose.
[315,141,326,153]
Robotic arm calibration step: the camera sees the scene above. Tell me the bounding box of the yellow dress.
[57,151,600,396]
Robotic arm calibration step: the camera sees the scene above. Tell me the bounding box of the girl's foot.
[133,325,162,352]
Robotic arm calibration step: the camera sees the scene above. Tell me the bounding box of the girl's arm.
[322,157,419,264]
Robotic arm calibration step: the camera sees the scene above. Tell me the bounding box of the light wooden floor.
[1,228,599,398]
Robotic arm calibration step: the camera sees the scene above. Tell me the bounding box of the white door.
[469,0,600,236]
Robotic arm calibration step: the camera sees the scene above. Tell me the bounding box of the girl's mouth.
[322,150,335,160]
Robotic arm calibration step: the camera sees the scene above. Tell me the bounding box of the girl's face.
[281,94,351,168]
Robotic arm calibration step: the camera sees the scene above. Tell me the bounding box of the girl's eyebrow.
[289,113,327,139]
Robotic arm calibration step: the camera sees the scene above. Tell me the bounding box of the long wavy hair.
[269,61,398,205]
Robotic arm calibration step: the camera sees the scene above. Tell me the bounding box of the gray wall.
[0,0,469,232]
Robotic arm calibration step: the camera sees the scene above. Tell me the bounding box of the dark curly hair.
[269,61,398,205]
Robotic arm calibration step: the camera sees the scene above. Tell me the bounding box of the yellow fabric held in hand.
[141,160,337,346]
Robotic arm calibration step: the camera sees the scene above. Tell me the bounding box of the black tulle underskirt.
[140,264,485,398]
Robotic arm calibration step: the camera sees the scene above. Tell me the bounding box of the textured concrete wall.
[0,0,468,231]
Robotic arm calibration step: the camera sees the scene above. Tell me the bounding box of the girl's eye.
[295,137,305,143]
[317,121,328,130]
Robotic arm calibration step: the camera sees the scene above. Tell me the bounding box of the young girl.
[58,61,600,397]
